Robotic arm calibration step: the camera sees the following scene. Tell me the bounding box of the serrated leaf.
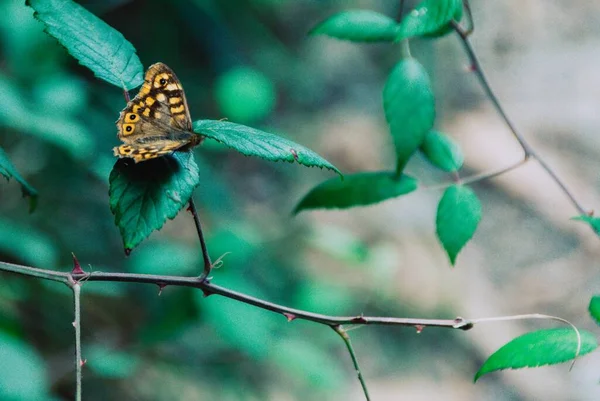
[310,10,399,42]
[383,58,435,173]
[0,147,37,211]
[589,296,600,326]
[436,185,481,265]
[397,0,463,40]
[294,172,417,213]
[193,120,340,175]
[571,215,600,235]
[474,328,597,382]
[420,130,463,172]
[109,152,200,251]
[27,0,143,90]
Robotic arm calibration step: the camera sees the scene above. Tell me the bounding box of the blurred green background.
[2,0,600,400]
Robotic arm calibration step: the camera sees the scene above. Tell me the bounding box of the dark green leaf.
[0,332,49,401]
[397,0,463,40]
[383,58,435,173]
[589,296,600,326]
[310,10,399,42]
[571,215,600,235]
[294,172,417,213]
[27,0,143,89]
[109,152,200,251]
[193,120,340,176]
[475,328,597,382]
[436,185,481,265]
[420,130,463,172]
[0,147,37,211]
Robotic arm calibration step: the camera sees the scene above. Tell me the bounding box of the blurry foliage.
[0,0,414,399]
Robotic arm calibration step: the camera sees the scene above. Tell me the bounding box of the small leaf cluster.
[299,0,477,266]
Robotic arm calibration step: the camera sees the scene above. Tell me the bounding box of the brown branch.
[452,22,589,216]
[0,260,472,330]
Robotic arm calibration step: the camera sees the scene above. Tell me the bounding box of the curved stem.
[452,22,589,215]
[333,325,370,401]
[463,0,474,36]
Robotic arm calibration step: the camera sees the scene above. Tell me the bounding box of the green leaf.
[397,0,463,40]
[420,130,463,172]
[474,328,598,382]
[436,185,481,265]
[383,58,435,173]
[193,120,340,175]
[310,10,399,42]
[0,147,38,211]
[27,0,143,90]
[589,296,600,326]
[294,172,417,213]
[0,332,50,401]
[571,215,600,235]
[109,152,200,251]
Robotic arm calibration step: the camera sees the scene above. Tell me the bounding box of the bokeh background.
[1,0,600,400]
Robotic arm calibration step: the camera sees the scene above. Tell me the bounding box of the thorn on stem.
[415,325,425,334]
[283,313,296,322]
[201,289,213,298]
[72,321,76,328]
[124,248,132,256]
[351,316,367,324]
[157,283,167,296]
[465,63,477,72]
[290,148,299,162]
[80,359,87,367]
[71,253,85,275]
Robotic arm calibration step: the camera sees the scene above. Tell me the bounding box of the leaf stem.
[188,198,212,281]
[333,325,370,401]
[452,22,589,216]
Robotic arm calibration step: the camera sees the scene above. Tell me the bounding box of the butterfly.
[113,62,202,163]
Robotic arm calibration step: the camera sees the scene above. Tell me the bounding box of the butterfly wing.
[114,62,199,162]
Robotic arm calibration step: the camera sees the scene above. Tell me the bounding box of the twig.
[423,157,531,191]
[71,280,82,401]
[463,0,474,36]
[188,198,212,281]
[333,325,370,401]
[397,0,405,22]
[0,260,471,330]
[452,22,589,216]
